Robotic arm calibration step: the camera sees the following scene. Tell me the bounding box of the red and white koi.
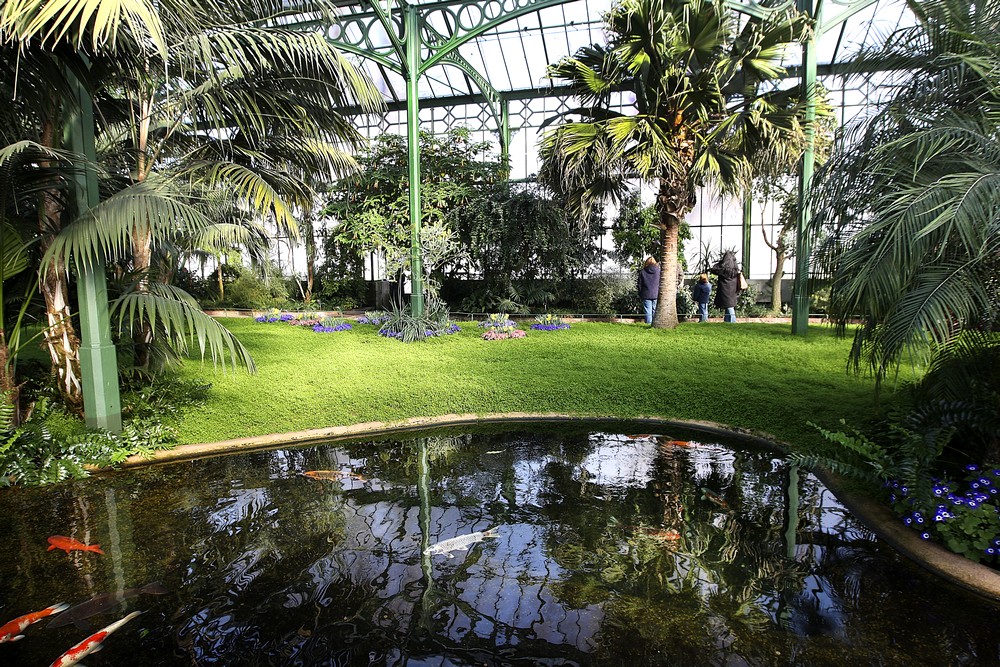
[0,603,69,643]
[48,610,141,667]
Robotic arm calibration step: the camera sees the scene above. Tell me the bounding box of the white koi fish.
[49,610,141,667]
[0,602,69,643]
[423,529,499,558]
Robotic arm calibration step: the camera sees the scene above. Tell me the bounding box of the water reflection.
[0,425,997,666]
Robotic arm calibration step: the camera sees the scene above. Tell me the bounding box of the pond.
[0,423,998,666]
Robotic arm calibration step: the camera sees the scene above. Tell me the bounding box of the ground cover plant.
[171,319,891,449]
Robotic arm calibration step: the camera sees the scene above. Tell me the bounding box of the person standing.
[710,250,740,323]
[637,256,660,325]
[692,273,712,322]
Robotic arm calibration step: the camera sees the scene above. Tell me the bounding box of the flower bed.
[358,311,390,326]
[378,324,460,340]
[530,314,570,331]
[482,329,526,341]
[888,464,1000,562]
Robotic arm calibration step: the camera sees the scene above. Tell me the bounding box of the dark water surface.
[1,424,998,666]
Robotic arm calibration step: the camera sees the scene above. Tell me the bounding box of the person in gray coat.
[637,256,660,324]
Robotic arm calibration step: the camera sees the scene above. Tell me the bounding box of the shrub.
[736,284,767,317]
[573,276,635,314]
[226,272,290,310]
[1,378,210,486]
[676,285,698,319]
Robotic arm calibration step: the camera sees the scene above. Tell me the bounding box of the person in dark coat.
[709,250,741,323]
[692,273,712,322]
[637,256,660,324]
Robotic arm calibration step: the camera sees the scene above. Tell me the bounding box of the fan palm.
[809,0,1000,384]
[539,0,810,328]
[2,1,383,393]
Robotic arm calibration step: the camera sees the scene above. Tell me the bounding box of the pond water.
[0,424,998,666]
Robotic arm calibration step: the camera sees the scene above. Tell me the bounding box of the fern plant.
[790,419,950,491]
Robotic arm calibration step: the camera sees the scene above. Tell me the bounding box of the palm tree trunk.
[652,170,695,329]
[217,262,225,302]
[131,227,154,372]
[38,113,85,415]
[303,210,316,303]
[0,329,21,426]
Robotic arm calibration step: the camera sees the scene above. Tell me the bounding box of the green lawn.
[173,318,905,448]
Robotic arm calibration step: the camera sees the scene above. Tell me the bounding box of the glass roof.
[324,0,916,109]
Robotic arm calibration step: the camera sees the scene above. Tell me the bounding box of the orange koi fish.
[47,536,104,555]
[302,470,365,482]
[49,610,141,667]
[642,528,682,541]
[659,439,692,448]
[0,603,69,643]
[703,488,730,510]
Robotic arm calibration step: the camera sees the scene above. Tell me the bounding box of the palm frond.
[44,178,214,273]
[112,283,255,372]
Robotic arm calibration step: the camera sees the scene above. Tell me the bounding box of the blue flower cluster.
[313,323,352,333]
[358,312,389,325]
[479,318,517,329]
[530,323,571,331]
[377,324,461,340]
[887,465,1000,559]
[255,313,295,323]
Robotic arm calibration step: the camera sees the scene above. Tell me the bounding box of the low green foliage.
[0,378,210,486]
[173,319,889,448]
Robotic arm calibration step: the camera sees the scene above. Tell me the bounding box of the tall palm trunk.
[131,226,154,371]
[38,112,85,415]
[0,329,21,425]
[652,146,696,329]
[131,95,154,372]
[303,210,316,303]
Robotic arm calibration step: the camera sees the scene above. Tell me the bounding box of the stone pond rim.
[108,412,1000,604]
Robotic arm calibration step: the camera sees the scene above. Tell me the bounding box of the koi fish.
[49,610,141,667]
[0,603,69,643]
[301,470,365,482]
[424,529,498,558]
[47,536,104,555]
[659,439,692,448]
[625,434,653,439]
[640,528,682,541]
[48,582,168,630]
[702,488,730,510]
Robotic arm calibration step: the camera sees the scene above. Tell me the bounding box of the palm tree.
[809,0,1000,383]
[1,1,383,392]
[539,0,810,328]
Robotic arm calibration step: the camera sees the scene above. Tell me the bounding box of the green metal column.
[405,4,425,317]
[500,97,511,177]
[66,68,122,432]
[742,195,752,277]
[791,0,818,335]
[784,464,799,559]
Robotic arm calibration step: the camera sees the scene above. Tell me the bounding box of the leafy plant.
[378,297,459,342]
[0,377,209,486]
[889,466,1000,563]
[736,285,766,318]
